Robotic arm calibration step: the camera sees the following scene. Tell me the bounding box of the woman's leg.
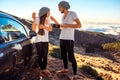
[42,42,48,70]
[36,42,44,70]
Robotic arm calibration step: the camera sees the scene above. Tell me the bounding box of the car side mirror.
[29,31,37,39]
[0,36,5,44]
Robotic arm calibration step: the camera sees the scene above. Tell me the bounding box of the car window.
[0,17,27,42]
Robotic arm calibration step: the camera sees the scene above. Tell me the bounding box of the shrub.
[102,41,120,51]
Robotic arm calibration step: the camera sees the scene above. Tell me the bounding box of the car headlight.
[0,53,4,58]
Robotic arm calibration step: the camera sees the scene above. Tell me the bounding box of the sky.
[0,0,120,26]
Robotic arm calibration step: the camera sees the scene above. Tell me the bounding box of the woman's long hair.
[38,14,47,35]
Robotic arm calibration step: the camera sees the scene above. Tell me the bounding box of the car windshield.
[0,17,27,42]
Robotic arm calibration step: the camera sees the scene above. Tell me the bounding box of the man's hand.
[60,24,69,28]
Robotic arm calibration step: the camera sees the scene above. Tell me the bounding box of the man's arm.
[61,18,82,28]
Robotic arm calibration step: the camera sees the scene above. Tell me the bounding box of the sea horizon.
[79,22,120,36]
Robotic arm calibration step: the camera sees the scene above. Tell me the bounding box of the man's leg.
[67,40,77,75]
[60,40,68,69]
[58,40,68,73]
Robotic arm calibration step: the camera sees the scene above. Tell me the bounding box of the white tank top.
[35,17,50,43]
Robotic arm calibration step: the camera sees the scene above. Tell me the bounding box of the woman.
[32,7,58,77]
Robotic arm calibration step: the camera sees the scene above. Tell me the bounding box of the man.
[57,1,82,79]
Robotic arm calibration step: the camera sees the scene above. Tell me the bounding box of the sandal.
[40,70,48,77]
[57,69,68,74]
[44,70,52,77]
[72,75,78,80]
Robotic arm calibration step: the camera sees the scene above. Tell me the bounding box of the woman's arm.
[50,16,59,24]
[31,12,37,32]
[39,25,52,32]
[43,25,52,32]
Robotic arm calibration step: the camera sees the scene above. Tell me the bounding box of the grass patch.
[79,65,103,80]
[49,44,61,59]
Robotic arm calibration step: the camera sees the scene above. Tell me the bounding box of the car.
[0,11,37,79]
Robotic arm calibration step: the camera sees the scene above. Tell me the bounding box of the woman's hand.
[32,12,36,22]
[39,24,44,29]
[50,16,55,21]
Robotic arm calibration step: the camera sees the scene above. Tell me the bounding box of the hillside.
[49,27,117,53]
[16,44,120,80]
[12,16,120,80]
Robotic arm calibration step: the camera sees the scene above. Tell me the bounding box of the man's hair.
[58,1,70,9]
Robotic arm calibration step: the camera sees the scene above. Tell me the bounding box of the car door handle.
[12,44,22,51]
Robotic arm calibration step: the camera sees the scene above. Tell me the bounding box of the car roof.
[0,11,20,22]
[0,11,28,29]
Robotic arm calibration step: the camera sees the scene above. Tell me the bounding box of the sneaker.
[57,69,68,74]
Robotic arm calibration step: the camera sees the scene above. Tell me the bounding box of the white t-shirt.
[35,17,50,43]
[60,11,78,41]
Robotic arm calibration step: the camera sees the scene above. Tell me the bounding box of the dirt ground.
[16,55,95,80]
